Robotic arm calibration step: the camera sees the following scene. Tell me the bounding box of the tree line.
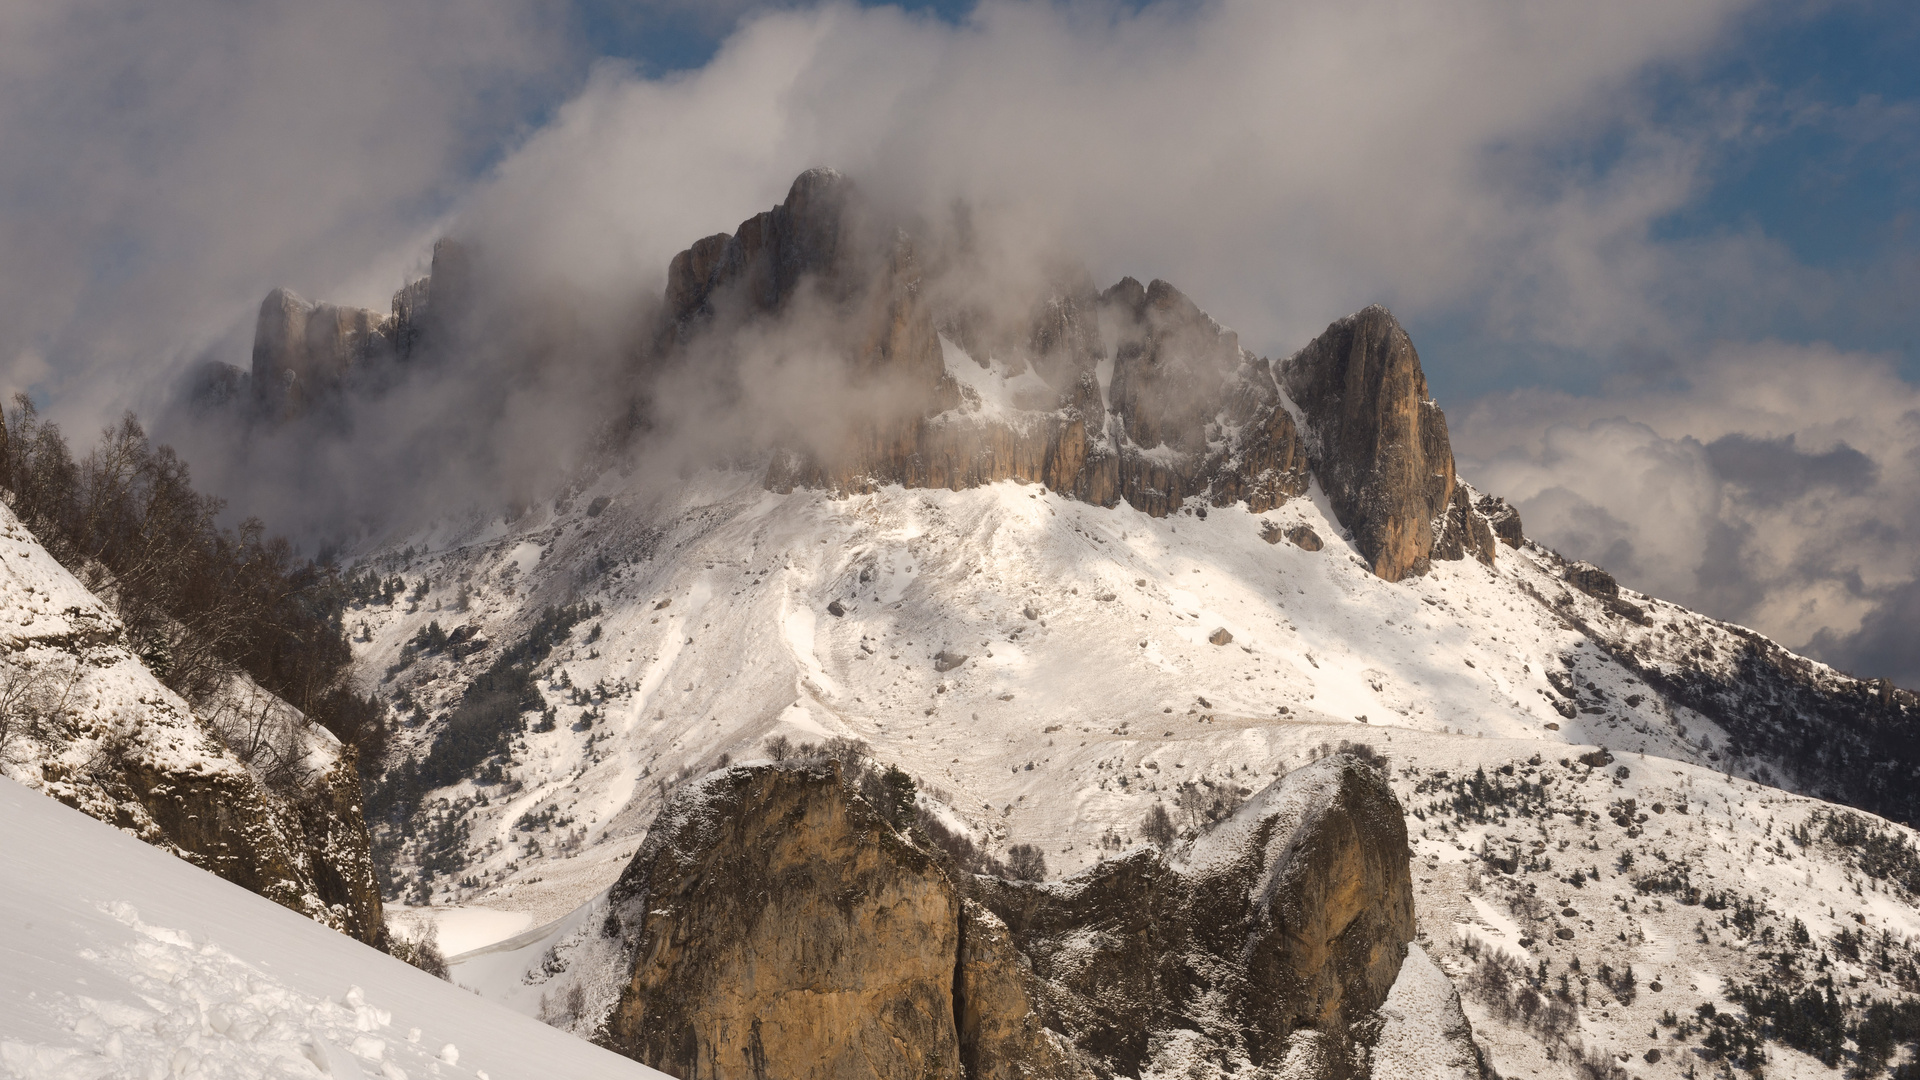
[0,398,387,766]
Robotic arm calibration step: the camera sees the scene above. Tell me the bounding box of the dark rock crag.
[597,755,1437,1080]
[651,171,1501,581]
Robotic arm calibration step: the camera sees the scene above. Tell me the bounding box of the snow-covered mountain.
[223,171,1920,1077]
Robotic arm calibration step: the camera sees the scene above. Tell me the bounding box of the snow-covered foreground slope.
[0,775,664,1080]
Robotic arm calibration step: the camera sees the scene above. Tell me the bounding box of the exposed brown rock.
[601,763,965,1080]
[597,756,1421,1080]
[1281,306,1481,582]
[956,901,1095,1080]
[1288,525,1325,552]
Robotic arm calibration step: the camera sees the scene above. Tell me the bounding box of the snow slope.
[361,470,1728,916]
[342,466,1920,1074]
[0,775,663,1080]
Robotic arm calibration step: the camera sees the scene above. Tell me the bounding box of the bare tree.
[0,656,84,761]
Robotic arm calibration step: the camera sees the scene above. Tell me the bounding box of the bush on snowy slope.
[0,400,390,763]
[0,499,386,945]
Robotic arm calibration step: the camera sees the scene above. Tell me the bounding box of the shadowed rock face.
[1280,306,1496,582]
[596,756,1429,1080]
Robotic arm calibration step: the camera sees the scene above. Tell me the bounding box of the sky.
[0,0,1914,682]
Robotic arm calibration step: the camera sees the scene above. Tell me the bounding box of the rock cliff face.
[600,762,964,1080]
[595,756,1454,1080]
[244,239,468,420]
[652,171,1501,581]
[238,169,1518,583]
[0,504,384,945]
[1279,307,1497,581]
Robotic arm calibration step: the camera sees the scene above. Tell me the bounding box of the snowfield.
[343,466,1920,1075]
[0,775,664,1080]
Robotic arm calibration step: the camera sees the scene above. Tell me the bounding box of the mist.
[6,0,1917,680]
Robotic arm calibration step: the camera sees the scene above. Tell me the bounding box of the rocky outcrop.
[0,504,385,946]
[1472,491,1524,548]
[594,755,1430,1080]
[645,174,1510,584]
[657,175,1308,520]
[236,170,1507,589]
[245,239,466,420]
[971,756,1415,1076]
[600,762,966,1080]
[1280,306,1496,582]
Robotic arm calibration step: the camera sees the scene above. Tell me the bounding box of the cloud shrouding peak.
[8,0,1915,682]
[451,0,1758,363]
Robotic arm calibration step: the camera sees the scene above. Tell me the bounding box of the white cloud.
[0,0,570,424]
[1455,341,1920,677]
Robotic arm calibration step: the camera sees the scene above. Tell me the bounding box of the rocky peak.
[662,167,856,340]
[1282,305,1496,581]
[249,287,390,418]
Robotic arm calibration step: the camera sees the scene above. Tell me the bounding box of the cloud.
[1455,340,1920,681]
[17,0,1912,681]
[0,0,571,426]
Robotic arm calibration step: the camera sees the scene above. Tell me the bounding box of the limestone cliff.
[236,169,1520,584]
[245,239,467,420]
[1280,306,1497,581]
[651,172,1503,582]
[600,762,965,1080]
[592,755,1458,1080]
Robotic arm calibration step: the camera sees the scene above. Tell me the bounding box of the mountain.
[0,500,385,945]
[223,171,1920,1078]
